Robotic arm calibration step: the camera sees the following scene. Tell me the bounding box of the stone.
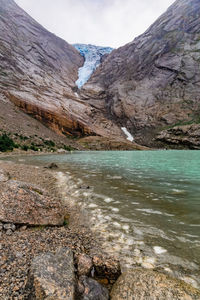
[156,124,200,149]
[0,180,64,226]
[78,276,109,300]
[0,170,10,182]
[30,247,75,300]
[110,269,200,300]
[92,255,121,281]
[3,223,16,231]
[77,254,93,276]
[6,229,12,236]
[47,163,59,169]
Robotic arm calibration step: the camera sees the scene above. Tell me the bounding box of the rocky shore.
[0,159,200,299]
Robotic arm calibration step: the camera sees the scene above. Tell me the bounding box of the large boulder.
[0,180,64,225]
[110,269,200,300]
[30,248,75,300]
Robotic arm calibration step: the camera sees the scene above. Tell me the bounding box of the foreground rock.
[30,248,75,299]
[78,276,109,300]
[110,269,200,300]
[0,179,64,225]
[156,124,200,149]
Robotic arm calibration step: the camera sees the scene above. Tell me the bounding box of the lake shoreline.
[0,155,200,299]
[0,159,120,298]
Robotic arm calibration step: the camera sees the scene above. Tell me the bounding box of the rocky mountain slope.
[82,0,200,147]
[0,0,129,147]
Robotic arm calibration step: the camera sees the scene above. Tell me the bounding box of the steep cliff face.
[82,0,200,146]
[0,0,124,140]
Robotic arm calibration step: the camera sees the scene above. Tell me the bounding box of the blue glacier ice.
[73,44,113,89]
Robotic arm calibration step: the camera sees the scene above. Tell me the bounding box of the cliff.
[82,0,200,147]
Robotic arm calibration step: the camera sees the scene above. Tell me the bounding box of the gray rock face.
[82,0,200,147]
[110,269,200,300]
[77,254,93,276]
[155,124,200,149]
[0,179,64,225]
[0,0,125,142]
[30,248,75,300]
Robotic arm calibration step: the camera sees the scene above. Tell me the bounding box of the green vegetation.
[44,140,55,147]
[63,144,75,151]
[0,134,17,152]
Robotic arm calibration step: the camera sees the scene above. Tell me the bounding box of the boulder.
[77,254,93,276]
[0,180,64,225]
[78,276,109,300]
[110,269,200,300]
[30,248,75,300]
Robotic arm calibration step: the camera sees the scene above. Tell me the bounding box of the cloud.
[15,0,175,48]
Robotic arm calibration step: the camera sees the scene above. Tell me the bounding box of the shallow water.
[4,151,200,288]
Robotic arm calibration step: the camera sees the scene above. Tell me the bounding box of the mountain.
[0,0,138,149]
[82,0,200,148]
[74,44,113,88]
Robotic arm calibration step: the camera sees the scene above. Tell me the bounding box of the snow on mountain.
[73,44,113,88]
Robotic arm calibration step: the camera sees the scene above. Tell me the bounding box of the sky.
[15,0,175,48]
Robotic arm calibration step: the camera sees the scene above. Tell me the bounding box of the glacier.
[74,44,113,88]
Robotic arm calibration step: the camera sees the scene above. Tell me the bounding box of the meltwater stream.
[6,151,200,288]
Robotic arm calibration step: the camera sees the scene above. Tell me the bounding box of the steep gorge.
[82,0,200,147]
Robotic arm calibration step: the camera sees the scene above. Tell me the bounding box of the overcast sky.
[15,0,175,48]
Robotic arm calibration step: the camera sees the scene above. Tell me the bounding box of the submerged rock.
[0,180,64,225]
[110,269,200,300]
[30,248,75,299]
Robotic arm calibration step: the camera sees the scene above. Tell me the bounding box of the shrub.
[0,134,16,152]
[21,145,29,151]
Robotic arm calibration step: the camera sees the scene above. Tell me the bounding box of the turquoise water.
[4,150,200,287]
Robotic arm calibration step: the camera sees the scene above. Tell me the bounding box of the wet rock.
[92,255,121,281]
[78,276,109,300]
[46,163,59,169]
[77,254,93,276]
[0,180,64,225]
[110,269,200,300]
[30,247,75,299]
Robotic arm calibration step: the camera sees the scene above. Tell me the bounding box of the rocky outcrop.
[82,0,200,147]
[110,269,200,300]
[0,0,125,142]
[0,177,64,225]
[156,124,200,149]
[30,248,75,299]
[78,276,109,300]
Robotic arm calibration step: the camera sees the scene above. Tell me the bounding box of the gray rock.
[6,229,12,236]
[77,254,93,276]
[110,269,200,300]
[82,0,200,148]
[30,247,75,299]
[3,223,16,231]
[78,276,109,300]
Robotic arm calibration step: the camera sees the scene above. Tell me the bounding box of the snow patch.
[121,127,134,142]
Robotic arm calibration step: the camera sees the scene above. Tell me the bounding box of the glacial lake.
[4,150,200,288]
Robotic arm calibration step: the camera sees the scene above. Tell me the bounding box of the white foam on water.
[136,208,174,217]
[88,203,98,208]
[111,207,119,212]
[122,224,130,231]
[104,197,113,203]
[153,246,167,254]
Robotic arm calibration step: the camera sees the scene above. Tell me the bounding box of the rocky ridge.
[0,0,127,145]
[82,0,200,147]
